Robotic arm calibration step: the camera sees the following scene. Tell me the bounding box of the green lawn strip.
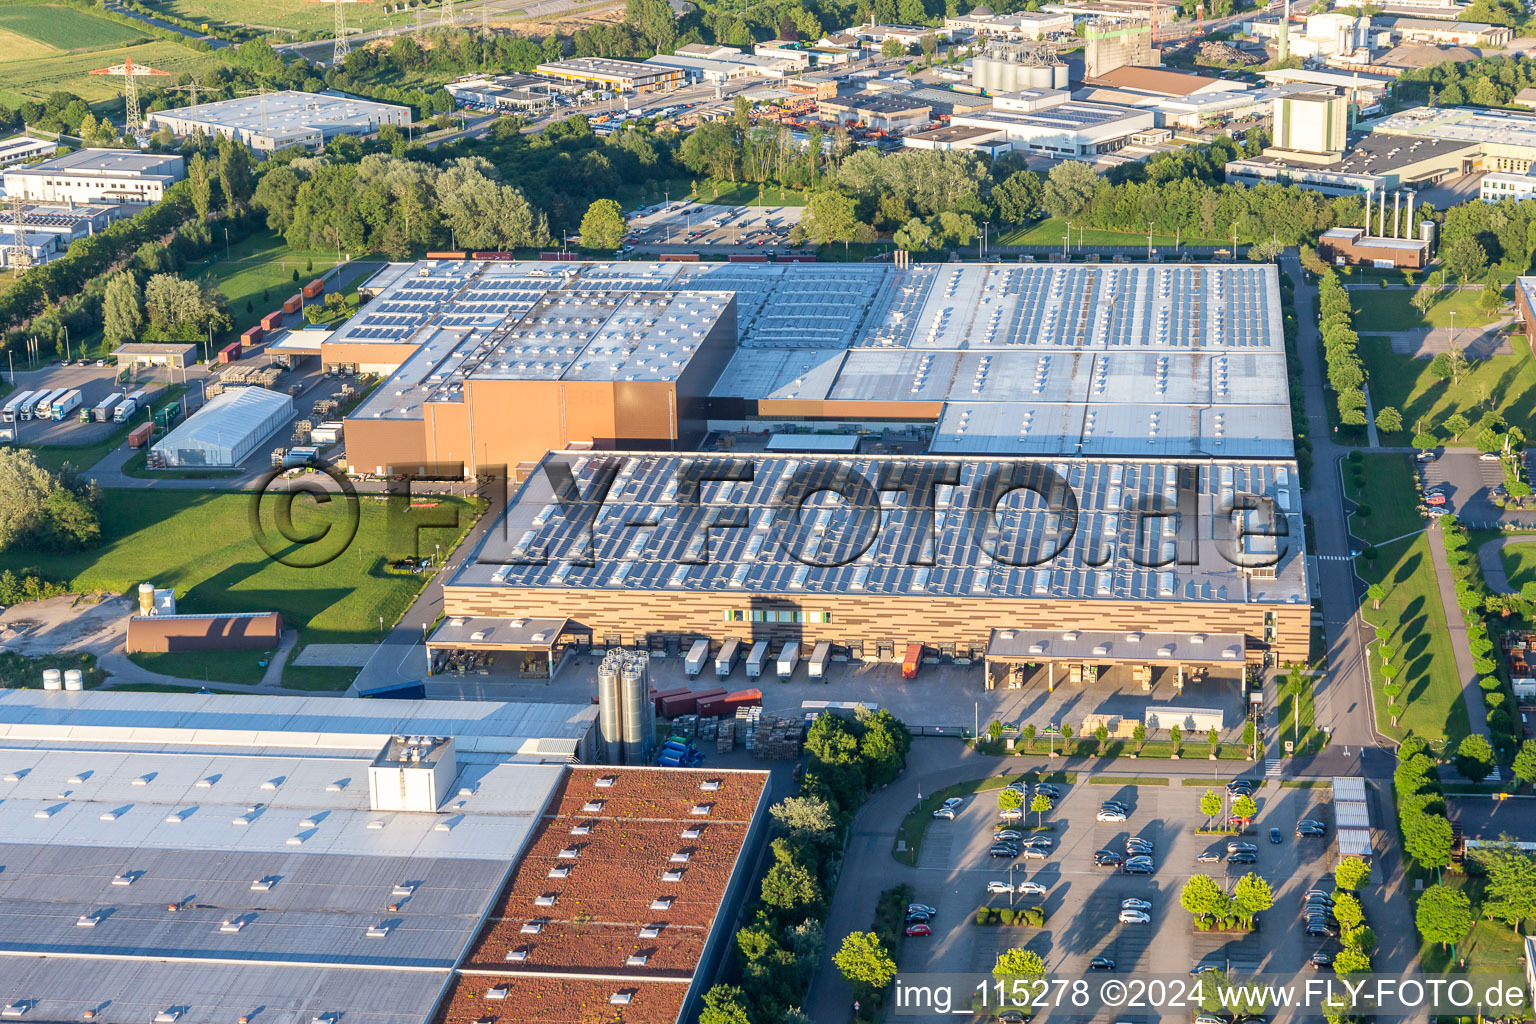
[1359,532,1470,747]
[1343,451,1425,548]
[282,664,361,691]
[1351,286,1501,332]
[0,650,104,688]
[1088,776,1171,785]
[127,648,272,685]
[1415,873,1526,974]
[0,39,224,105]
[1360,333,1536,441]
[997,217,1228,248]
[1279,780,1331,788]
[0,4,147,49]
[106,681,244,693]
[0,490,480,646]
[686,179,808,206]
[196,228,345,337]
[1278,669,1326,755]
[892,774,1014,867]
[25,384,186,474]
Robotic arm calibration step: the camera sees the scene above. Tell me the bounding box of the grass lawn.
[997,217,1229,248]
[1087,776,1170,785]
[284,665,361,691]
[128,648,272,685]
[108,681,237,693]
[1417,874,1527,974]
[0,4,146,49]
[141,0,398,35]
[1360,332,1536,441]
[0,490,481,646]
[0,650,104,689]
[1343,452,1426,547]
[192,229,344,337]
[0,39,224,107]
[1351,286,1501,332]
[1277,671,1325,755]
[1499,539,1536,591]
[686,180,808,207]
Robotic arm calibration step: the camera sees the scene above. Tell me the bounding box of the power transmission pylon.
[335,0,350,63]
[88,57,171,131]
[7,198,32,276]
[481,0,489,33]
[441,0,456,27]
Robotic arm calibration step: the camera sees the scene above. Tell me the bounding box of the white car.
[1017,881,1047,896]
[999,808,1023,822]
[987,881,1014,894]
[933,807,955,820]
[1118,909,1151,924]
[1096,810,1128,823]
[1121,898,1152,911]
[942,797,963,809]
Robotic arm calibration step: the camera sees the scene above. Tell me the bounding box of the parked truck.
[684,639,710,678]
[745,640,770,680]
[92,392,124,422]
[31,388,64,419]
[49,389,82,421]
[714,639,740,679]
[2,390,33,423]
[777,641,800,681]
[17,390,47,421]
[114,389,149,423]
[808,641,832,681]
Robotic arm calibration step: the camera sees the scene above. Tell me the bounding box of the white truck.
[50,389,83,421]
[684,639,710,678]
[777,641,800,681]
[745,640,770,680]
[114,389,149,423]
[92,392,124,422]
[714,639,740,680]
[2,390,34,423]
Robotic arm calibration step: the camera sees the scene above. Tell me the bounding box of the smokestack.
[1393,191,1401,239]
[1378,190,1386,236]
[1404,191,1415,237]
[1364,190,1372,234]
[1279,0,1290,61]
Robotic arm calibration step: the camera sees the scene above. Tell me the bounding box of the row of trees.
[1315,269,1371,428]
[0,450,101,554]
[1179,872,1274,929]
[1414,839,1536,958]
[702,708,911,1024]
[1394,55,1536,108]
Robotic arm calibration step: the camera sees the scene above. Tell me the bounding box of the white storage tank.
[42,669,62,690]
[63,669,84,691]
[138,582,155,616]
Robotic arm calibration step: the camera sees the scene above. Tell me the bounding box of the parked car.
[1270,828,1283,844]
[1226,779,1254,794]
[994,830,1023,841]
[1190,964,1220,975]
[1036,784,1061,798]
[1228,815,1252,827]
[1024,837,1052,849]
[1118,909,1151,924]
[1296,825,1327,838]
[1303,890,1333,903]
[905,911,931,925]
[1306,922,1338,938]
[1121,898,1152,911]
[1227,842,1257,854]
[1481,452,1501,461]
[1297,818,1327,830]
[1022,847,1048,860]
[990,844,1019,858]
[1123,860,1154,874]
[905,922,932,937]
[1227,851,1258,864]
[1310,952,1333,968]
[999,808,1024,822]
[942,797,963,808]
[1196,1016,1228,1024]
[1095,851,1124,867]
[1017,881,1047,896]
[1196,851,1223,863]
[1089,957,1116,970]
[1102,800,1129,812]
[1097,809,1128,823]
[987,881,1014,894]
[933,807,955,820]
[908,904,937,916]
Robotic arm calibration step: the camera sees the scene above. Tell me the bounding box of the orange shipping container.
[902,643,923,680]
[282,294,302,315]
[302,279,324,299]
[128,423,152,448]
[260,312,284,331]
[241,326,264,347]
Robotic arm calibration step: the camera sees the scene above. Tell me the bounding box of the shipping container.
[728,253,768,263]
[659,253,701,262]
[776,254,819,263]
[659,691,700,717]
[309,421,344,444]
[684,639,710,678]
[2,390,34,423]
[357,681,427,699]
[50,389,82,420]
[745,640,770,679]
[538,251,578,261]
[714,638,740,679]
[282,294,303,315]
[777,641,801,680]
[692,687,732,717]
[217,342,241,364]
[260,311,284,331]
[425,251,468,260]
[302,279,324,299]
[652,686,689,715]
[471,251,517,260]
[92,392,124,422]
[808,641,832,680]
[127,422,152,448]
[283,445,320,468]
[114,389,148,423]
[241,326,264,347]
[902,643,923,680]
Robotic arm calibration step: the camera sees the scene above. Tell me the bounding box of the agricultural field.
[0,39,224,107]
[142,0,400,37]
[0,4,147,51]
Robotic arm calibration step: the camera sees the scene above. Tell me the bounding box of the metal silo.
[621,654,651,766]
[597,653,624,764]
[42,669,62,690]
[63,670,84,691]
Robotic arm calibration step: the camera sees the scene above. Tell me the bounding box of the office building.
[0,134,57,168]
[1483,168,1536,203]
[817,92,933,131]
[2,149,184,204]
[146,91,410,153]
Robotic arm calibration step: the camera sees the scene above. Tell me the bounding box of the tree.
[1180,874,1229,919]
[1232,872,1274,921]
[217,135,253,208]
[579,198,627,250]
[1512,739,1536,784]
[1232,794,1257,820]
[1415,884,1472,950]
[994,947,1045,979]
[998,787,1023,812]
[769,794,837,845]
[1443,234,1488,283]
[1455,734,1494,782]
[1021,723,1036,750]
[1335,857,1370,892]
[1333,948,1372,975]
[1403,812,1454,869]
[187,151,213,221]
[1248,238,1284,263]
[1332,891,1364,933]
[1132,722,1146,748]
[1412,431,1438,453]
[102,271,143,346]
[0,449,101,553]
[698,985,753,1024]
[1444,413,1471,440]
[1200,790,1222,826]
[1041,160,1100,219]
[1375,407,1403,434]
[1478,840,1536,931]
[1030,792,1051,828]
[993,169,1043,225]
[881,36,904,58]
[1169,724,1182,747]
[760,847,822,912]
[801,188,859,247]
[833,931,897,990]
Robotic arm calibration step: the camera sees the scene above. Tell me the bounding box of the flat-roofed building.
[1370,105,1536,174]
[818,92,933,131]
[2,148,183,204]
[1383,15,1511,44]
[1225,133,1480,194]
[0,134,57,168]
[946,8,1074,39]
[904,123,1012,153]
[1085,65,1246,97]
[533,57,683,93]
[445,74,561,111]
[146,91,409,153]
[950,99,1154,155]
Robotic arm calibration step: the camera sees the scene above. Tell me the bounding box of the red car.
[905,922,931,937]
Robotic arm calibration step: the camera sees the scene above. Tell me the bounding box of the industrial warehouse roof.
[453,450,1307,605]
[3,147,182,179]
[0,689,597,755]
[344,261,1293,458]
[145,91,408,140]
[151,386,292,458]
[1369,105,1536,152]
[987,628,1247,663]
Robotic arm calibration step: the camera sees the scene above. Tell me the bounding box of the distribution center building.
[150,386,294,467]
[145,91,411,153]
[0,689,767,1024]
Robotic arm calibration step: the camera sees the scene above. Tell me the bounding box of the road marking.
[1265,758,1282,778]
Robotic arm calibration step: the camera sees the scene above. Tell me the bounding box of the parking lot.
[1420,450,1536,529]
[898,778,1342,1014]
[625,202,808,252]
[3,362,188,446]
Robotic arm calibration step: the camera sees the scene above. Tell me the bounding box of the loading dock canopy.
[986,628,1247,664]
[427,616,573,651]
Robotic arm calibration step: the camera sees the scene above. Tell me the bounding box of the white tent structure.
[151,387,293,467]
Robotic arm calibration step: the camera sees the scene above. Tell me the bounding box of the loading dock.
[984,628,1247,696]
[426,615,587,679]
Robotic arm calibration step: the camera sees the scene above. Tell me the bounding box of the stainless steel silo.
[597,653,624,764]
